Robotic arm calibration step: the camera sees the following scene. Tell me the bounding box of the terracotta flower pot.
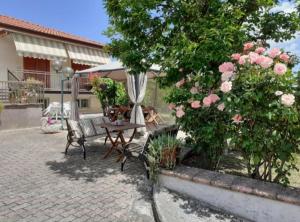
[160,146,180,168]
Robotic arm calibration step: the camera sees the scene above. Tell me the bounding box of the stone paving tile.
[0,128,154,222]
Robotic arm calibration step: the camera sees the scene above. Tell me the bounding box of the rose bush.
[167,42,299,185]
[166,73,228,170]
[219,43,300,185]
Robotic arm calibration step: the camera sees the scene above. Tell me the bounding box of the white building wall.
[0,33,103,114]
[0,34,23,81]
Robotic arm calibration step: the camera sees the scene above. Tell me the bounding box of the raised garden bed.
[181,149,300,189]
[158,165,300,222]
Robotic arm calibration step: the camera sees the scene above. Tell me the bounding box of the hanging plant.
[90,76,128,114]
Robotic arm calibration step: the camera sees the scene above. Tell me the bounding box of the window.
[23,57,50,88]
[78,99,89,109]
[71,62,91,90]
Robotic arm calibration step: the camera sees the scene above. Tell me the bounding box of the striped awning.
[12,33,68,61]
[66,44,110,66]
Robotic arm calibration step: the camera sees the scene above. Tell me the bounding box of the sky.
[269,0,300,71]
[0,0,299,71]
[0,0,110,44]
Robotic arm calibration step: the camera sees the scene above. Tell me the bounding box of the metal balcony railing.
[11,69,90,92]
[0,80,44,104]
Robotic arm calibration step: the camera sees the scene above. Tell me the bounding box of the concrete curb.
[152,184,162,222]
[152,184,163,222]
[152,184,246,222]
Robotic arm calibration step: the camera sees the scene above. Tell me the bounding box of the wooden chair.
[121,125,179,178]
[145,107,165,127]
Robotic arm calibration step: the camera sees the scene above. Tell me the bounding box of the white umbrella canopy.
[76,61,162,81]
[76,61,162,129]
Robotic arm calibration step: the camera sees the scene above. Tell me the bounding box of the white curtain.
[70,76,80,121]
[127,73,147,133]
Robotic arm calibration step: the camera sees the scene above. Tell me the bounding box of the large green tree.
[104,0,300,171]
[104,0,300,86]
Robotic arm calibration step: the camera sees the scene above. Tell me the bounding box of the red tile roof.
[0,14,104,48]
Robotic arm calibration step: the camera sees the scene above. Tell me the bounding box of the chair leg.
[142,156,150,179]
[104,136,108,146]
[121,156,127,171]
[65,141,71,155]
[145,168,150,179]
[82,144,86,160]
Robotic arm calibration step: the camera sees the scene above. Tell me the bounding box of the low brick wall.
[0,104,42,130]
[159,166,300,222]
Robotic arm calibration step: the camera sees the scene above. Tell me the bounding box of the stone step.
[153,186,248,222]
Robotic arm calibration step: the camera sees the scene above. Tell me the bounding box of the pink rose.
[231,53,241,60]
[279,53,289,63]
[190,87,198,94]
[238,55,249,65]
[203,94,220,107]
[217,103,225,111]
[268,48,281,58]
[257,56,273,68]
[220,81,232,93]
[203,96,212,107]
[221,72,234,82]
[255,56,264,65]
[274,63,287,75]
[175,79,185,88]
[176,106,185,118]
[191,100,201,109]
[209,94,220,103]
[244,42,254,51]
[249,52,259,64]
[255,47,266,54]
[232,114,243,123]
[168,103,176,110]
[219,62,235,74]
[280,94,295,107]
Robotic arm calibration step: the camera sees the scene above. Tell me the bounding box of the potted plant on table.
[147,135,181,181]
[116,113,124,125]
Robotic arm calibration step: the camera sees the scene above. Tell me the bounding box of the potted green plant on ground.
[147,134,181,181]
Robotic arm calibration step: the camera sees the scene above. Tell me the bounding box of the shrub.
[219,42,300,185]
[166,74,228,170]
[25,77,43,85]
[90,76,128,114]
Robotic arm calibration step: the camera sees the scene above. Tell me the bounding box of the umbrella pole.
[154,80,158,107]
[113,80,116,105]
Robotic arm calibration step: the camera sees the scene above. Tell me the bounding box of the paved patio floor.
[0,128,154,222]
